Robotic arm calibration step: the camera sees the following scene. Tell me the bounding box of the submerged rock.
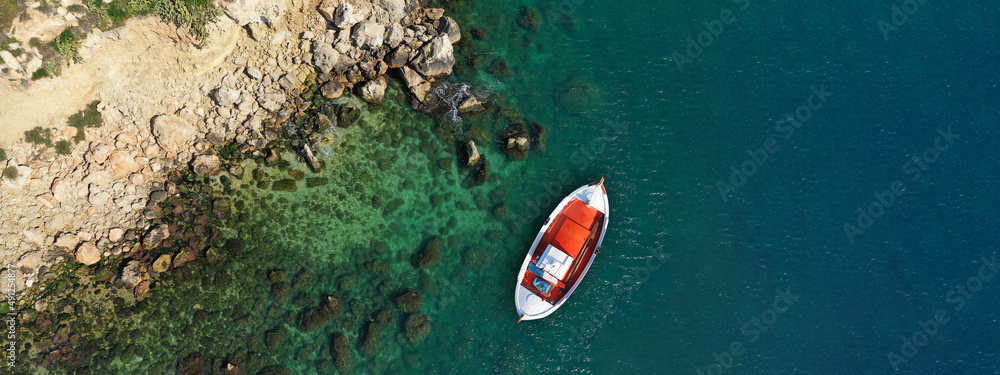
[192,155,222,175]
[469,155,489,185]
[464,140,480,166]
[518,5,542,31]
[142,224,170,249]
[358,76,387,105]
[394,289,423,313]
[292,268,313,291]
[270,282,292,305]
[413,236,443,268]
[557,75,604,113]
[463,247,491,269]
[177,353,206,375]
[272,179,297,192]
[265,326,289,349]
[330,333,353,372]
[357,321,383,357]
[299,296,343,333]
[404,314,431,344]
[256,366,291,375]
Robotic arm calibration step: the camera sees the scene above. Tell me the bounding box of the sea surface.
[76,0,1000,374]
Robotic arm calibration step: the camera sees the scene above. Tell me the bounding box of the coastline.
[2,0,463,294]
[1,0,470,371]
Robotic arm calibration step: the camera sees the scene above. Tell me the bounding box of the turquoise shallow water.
[31,0,1000,374]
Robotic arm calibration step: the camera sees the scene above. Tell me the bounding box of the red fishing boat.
[515,178,609,321]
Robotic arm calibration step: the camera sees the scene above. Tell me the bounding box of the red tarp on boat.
[563,199,600,229]
[553,217,591,258]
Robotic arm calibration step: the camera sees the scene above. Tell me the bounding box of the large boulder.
[399,66,430,102]
[213,87,241,107]
[191,155,222,175]
[106,150,141,179]
[143,224,171,249]
[325,2,366,29]
[358,77,387,105]
[320,81,344,98]
[121,260,147,288]
[76,242,101,266]
[151,115,197,152]
[386,46,413,68]
[222,0,285,26]
[352,22,386,50]
[465,141,480,166]
[411,34,454,77]
[50,177,73,202]
[385,23,404,47]
[311,41,341,75]
[374,0,408,23]
[436,16,461,44]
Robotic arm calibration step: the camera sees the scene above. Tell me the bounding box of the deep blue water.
[439,0,1000,373]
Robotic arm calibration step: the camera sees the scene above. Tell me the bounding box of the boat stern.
[515,285,556,321]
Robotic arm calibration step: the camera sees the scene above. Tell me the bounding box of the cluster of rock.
[0,0,466,296]
[306,0,459,106]
[0,110,177,291]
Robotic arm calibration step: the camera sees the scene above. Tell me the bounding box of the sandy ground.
[0,17,240,148]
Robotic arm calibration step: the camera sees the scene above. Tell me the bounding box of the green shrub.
[67,100,102,142]
[55,140,71,155]
[31,68,50,80]
[67,4,87,13]
[0,148,6,160]
[49,28,82,63]
[85,0,220,42]
[2,166,17,180]
[24,127,54,147]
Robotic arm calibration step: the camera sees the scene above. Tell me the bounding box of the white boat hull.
[515,180,609,321]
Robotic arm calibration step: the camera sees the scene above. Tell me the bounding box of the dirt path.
[0,17,240,148]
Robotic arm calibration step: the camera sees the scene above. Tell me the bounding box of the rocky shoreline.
[1,0,465,308]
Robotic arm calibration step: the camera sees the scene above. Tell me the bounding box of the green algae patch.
[272,178,298,192]
[306,177,328,187]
